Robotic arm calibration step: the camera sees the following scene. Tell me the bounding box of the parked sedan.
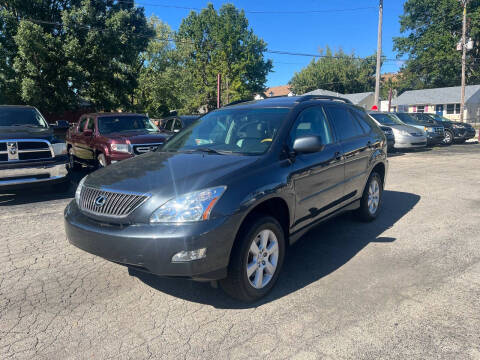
[66,113,168,169]
[394,112,444,146]
[369,112,427,150]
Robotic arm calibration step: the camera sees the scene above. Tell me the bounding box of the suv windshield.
[162,107,290,155]
[395,113,422,125]
[98,115,158,134]
[370,113,404,126]
[0,107,48,127]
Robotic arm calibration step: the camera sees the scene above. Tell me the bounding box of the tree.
[176,3,272,112]
[393,0,480,90]
[1,0,153,113]
[289,48,378,95]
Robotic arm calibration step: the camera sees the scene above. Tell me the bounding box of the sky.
[140,0,407,88]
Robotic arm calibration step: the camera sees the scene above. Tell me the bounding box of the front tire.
[443,130,454,145]
[356,172,383,222]
[67,147,81,171]
[220,216,285,302]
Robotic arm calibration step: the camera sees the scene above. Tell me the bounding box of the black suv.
[0,105,68,189]
[410,112,476,145]
[65,95,388,302]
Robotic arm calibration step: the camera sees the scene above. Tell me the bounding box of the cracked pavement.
[1,143,480,359]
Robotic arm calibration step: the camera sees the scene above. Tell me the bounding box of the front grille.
[79,186,149,217]
[412,141,427,145]
[133,143,163,155]
[0,140,53,163]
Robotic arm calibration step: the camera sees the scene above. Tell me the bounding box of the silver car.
[369,112,427,149]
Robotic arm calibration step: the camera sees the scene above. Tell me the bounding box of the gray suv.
[65,95,388,302]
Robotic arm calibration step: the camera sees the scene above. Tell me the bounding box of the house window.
[446,103,461,114]
[417,105,425,113]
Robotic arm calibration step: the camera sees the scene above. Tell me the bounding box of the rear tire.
[220,216,285,302]
[356,172,383,222]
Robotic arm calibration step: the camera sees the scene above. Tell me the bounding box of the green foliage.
[394,0,480,90]
[289,48,378,95]
[1,0,153,113]
[175,3,272,112]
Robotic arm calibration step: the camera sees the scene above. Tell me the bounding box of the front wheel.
[97,153,107,168]
[356,172,383,222]
[67,148,81,171]
[443,130,454,145]
[220,216,285,302]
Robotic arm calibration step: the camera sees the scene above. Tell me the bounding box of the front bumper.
[425,133,444,146]
[64,201,238,281]
[0,156,68,188]
[393,135,427,149]
[462,128,477,140]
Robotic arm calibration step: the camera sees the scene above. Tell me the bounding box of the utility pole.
[460,0,470,122]
[217,73,221,109]
[374,0,383,109]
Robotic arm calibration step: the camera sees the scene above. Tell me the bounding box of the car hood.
[389,124,422,134]
[84,151,260,201]
[0,126,55,140]
[107,131,168,144]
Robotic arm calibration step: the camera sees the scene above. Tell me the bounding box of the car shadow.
[131,190,421,309]
[0,168,91,206]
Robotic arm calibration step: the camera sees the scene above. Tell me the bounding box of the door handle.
[334,151,342,161]
[366,141,373,149]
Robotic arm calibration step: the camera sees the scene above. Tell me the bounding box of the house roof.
[265,85,292,97]
[392,85,480,106]
[342,92,374,104]
[303,88,342,97]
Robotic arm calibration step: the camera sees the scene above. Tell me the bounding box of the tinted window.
[288,106,333,148]
[173,119,182,131]
[395,113,418,125]
[78,118,87,132]
[0,107,48,127]
[370,113,404,126]
[351,110,373,133]
[164,119,174,131]
[327,106,364,141]
[162,107,289,155]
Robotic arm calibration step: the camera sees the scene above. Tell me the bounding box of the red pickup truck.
[66,113,168,169]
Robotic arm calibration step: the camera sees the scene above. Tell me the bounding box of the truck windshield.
[98,116,158,134]
[0,108,48,127]
[162,107,290,155]
[370,113,404,126]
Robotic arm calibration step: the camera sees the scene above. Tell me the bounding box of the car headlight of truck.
[150,186,227,223]
[75,176,86,206]
[51,142,67,155]
[111,144,131,153]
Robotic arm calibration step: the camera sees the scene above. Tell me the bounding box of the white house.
[391,85,480,123]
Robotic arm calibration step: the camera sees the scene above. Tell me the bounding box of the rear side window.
[78,118,87,132]
[87,118,95,131]
[351,109,373,133]
[327,106,364,141]
[288,106,333,148]
[173,119,182,131]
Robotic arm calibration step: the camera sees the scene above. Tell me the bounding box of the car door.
[289,106,344,232]
[72,117,88,160]
[326,105,372,198]
[75,117,95,161]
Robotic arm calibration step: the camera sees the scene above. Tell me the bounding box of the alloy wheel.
[246,229,279,289]
[367,179,380,215]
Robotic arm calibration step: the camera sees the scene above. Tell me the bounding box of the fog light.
[172,248,207,262]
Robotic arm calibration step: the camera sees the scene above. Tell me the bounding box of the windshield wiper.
[191,147,232,155]
[11,124,41,127]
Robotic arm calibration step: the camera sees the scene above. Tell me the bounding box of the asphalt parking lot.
[1,142,480,360]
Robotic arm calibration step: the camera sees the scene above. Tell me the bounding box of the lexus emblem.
[94,195,107,207]
[7,142,19,161]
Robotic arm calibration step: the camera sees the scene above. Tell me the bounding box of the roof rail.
[223,99,254,107]
[298,95,353,104]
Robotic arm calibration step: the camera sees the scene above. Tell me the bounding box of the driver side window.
[288,106,333,148]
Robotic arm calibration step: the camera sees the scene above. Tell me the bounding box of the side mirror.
[292,136,325,154]
[83,129,93,136]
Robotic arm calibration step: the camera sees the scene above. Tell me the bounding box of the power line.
[12,16,408,64]
[115,1,377,15]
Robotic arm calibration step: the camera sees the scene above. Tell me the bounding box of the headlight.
[51,142,67,155]
[452,124,463,129]
[75,176,86,206]
[150,186,227,223]
[424,126,434,132]
[111,143,131,153]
